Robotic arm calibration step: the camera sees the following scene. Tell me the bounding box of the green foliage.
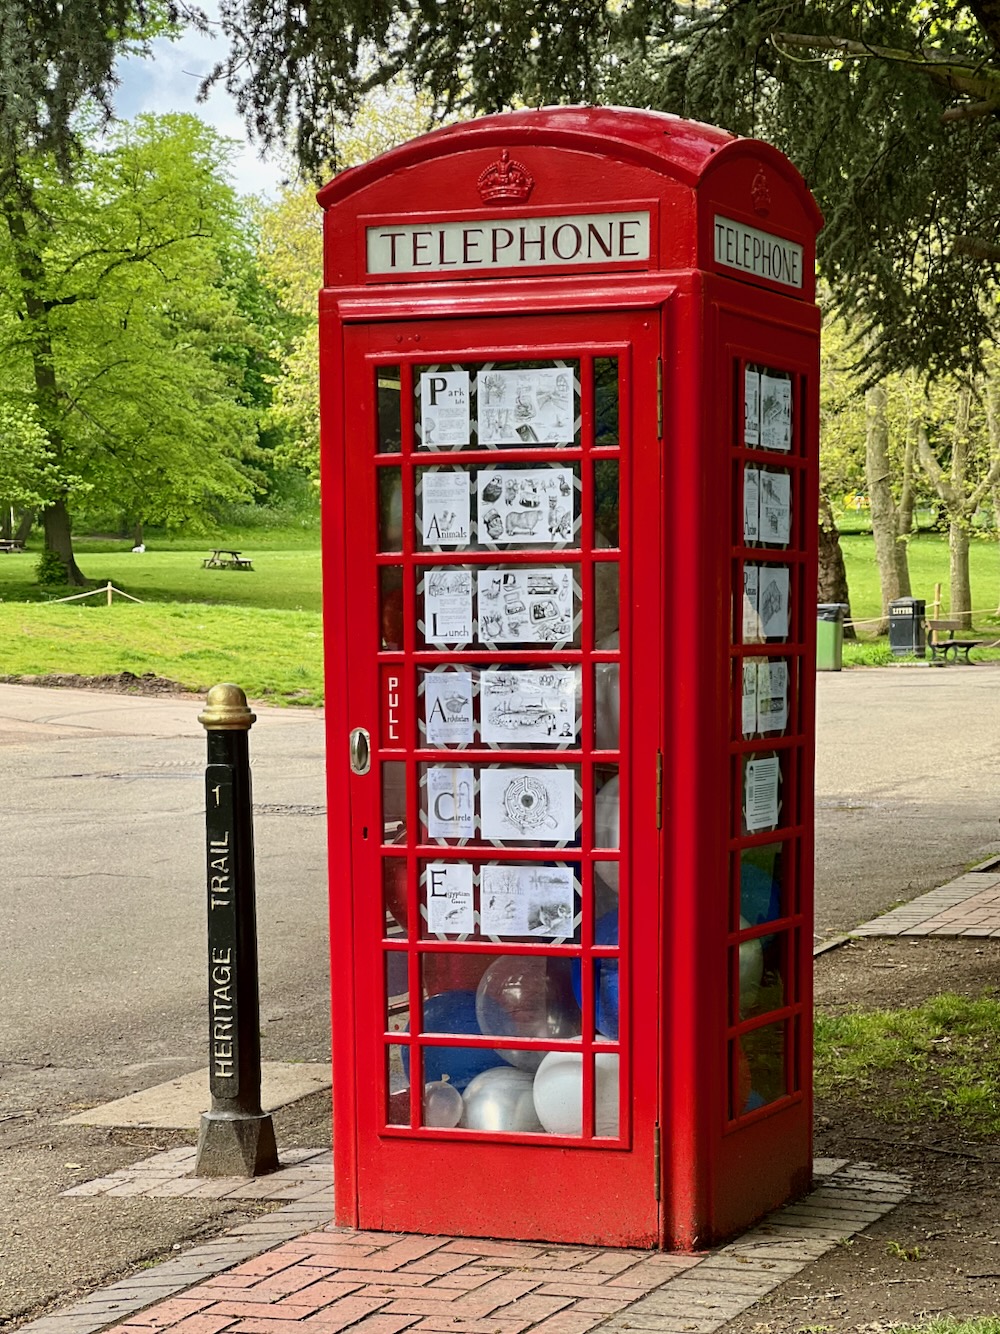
[815,993,1000,1136]
[34,548,69,588]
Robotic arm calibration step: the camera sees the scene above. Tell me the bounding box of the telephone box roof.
[316,105,822,230]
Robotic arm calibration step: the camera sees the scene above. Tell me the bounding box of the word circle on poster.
[480,768,576,842]
[421,470,471,546]
[480,668,577,744]
[419,371,470,448]
[477,368,575,446]
[425,766,476,839]
[477,467,575,545]
[480,864,575,938]
[422,670,474,746]
[424,862,475,935]
[477,568,574,643]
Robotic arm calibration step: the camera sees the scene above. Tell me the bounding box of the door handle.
[349,727,371,775]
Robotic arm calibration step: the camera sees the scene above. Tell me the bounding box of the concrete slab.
[60,1061,331,1128]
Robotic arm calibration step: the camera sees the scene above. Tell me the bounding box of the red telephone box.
[318,107,822,1251]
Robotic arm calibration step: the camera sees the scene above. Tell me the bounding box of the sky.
[114,17,284,200]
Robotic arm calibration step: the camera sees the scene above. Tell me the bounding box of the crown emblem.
[477,150,534,204]
[751,169,771,217]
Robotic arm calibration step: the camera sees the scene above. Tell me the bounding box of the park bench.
[203,548,254,571]
[927,618,982,664]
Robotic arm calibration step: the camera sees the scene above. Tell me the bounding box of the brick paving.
[17,1158,907,1334]
[852,866,1000,938]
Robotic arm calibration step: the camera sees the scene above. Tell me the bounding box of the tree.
[0,114,264,581]
[213,2,1000,381]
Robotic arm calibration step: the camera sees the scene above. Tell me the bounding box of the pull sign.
[349,727,371,775]
[381,667,406,746]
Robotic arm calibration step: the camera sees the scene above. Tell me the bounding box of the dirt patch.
[725,937,1000,1332]
[0,671,195,696]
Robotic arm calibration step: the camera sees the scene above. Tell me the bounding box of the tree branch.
[916,422,961,510]
[952,235,1000,262]
[771,30,1000,103]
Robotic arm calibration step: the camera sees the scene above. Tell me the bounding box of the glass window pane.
[741,1021,788,1109]
[593,458,620,547]
[377,367,402,453]
[593,358,619,447]
[386,1045,410,1125]
[378,467,403,552]
[380,566,404,650]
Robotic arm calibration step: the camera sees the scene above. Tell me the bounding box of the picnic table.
[202,548,254,571]
[0,538,25,552]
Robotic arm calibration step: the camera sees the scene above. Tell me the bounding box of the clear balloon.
[594,775,620,893]
[532,1050,620,1137]
[460,1066,543,1132]
[476,956,581,1071]
[594,631,620,751]
[402,989,498,1091]
[423,1079,463,1128]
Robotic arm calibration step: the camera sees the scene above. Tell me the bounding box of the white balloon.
[461,1066,543,1132]
[594,631,620,751]
[739,915,765,1014]
[532,1050,620,1138]
[423,1079,463,1128]
[594,775,620,893]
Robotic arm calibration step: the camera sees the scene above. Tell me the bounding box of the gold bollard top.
[199,683,257,731]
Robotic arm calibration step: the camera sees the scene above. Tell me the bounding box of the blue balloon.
[402,989,498,1092]
[571,911,619,1039]
[740,861,780,928]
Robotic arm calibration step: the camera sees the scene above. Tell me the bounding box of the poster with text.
[421,470,471,546]
[476,567,574,644]
[744,368,761,446]
[424,862,475,935]
[480,668,577,744]
[759,471,791,545]
[419,371,470,447]
[477,368,575,446]
[423,670,474,746]
[424,568,473,644]
[760,373,792,451]
[758,566,790,639]
[757,660,789,734]
[745,756,781,831]
[477,467,575,544]
[425,766,476,839]
[479,768,576,842]
[743,467,760,544]
[480,865,574,938]
[742,660,758,736]
[742,564,762,642]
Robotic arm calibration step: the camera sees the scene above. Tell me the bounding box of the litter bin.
[817,603,848,671]
[888,597,926,657]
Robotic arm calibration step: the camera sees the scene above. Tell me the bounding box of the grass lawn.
[1,527,999,699]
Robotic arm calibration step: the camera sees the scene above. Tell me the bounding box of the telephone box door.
[336,310,662,1246]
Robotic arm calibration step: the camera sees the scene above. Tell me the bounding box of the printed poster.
[423,671,474,746]
[479,768,576,842]
[744,368,761,446]
[419,371,470,447]
[757,660,789,735]
[425,862,475,935]
[480,669,577,745]
[758,566,790,639]
[477,567,574,644]
[743,467,760,544]
[424,568,473,644]
[742,660,758,736]
[425,766,476,839]
[421,470,471,546]
[745,756,781,832]
[477,368,575,445]
[477,467,575,544]
[759,471,791,545]
[760,373,792,451]
[742,564,761,642]
[480,865,575,938]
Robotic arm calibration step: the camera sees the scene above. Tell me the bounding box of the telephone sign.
[318,107,822,1250]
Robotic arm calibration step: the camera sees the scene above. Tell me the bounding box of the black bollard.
[193,683,278,1177]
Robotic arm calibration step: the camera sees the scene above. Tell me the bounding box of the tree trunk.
[132,520,144,547]
[43,500,87,585]
[0,506,11,540]
[817,494,856,639]
[949,385,973,629]
[865,382,909,630]
[14,509,34,543]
